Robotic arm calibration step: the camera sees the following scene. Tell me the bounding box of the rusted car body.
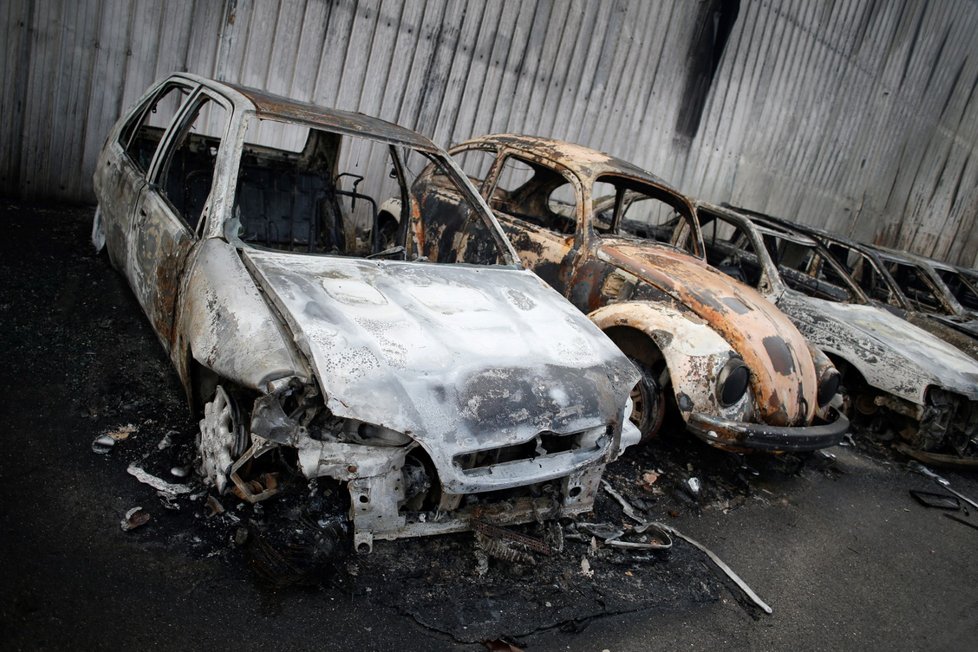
[91,74,641,552]
[401,135,848,454]
[695,202,978,466]
[773,224,978,361]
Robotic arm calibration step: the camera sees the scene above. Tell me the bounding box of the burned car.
[394,135,848,454]
[871,246,978,343]
[91,74,641,552]
[695,202,978,467]
[765,223,978,362]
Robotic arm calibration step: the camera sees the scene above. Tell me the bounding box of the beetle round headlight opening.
[817,368,841,407]
[717,358,750,407]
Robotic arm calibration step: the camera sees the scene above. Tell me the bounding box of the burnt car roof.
[459,134,673,186]
[872,244,940,267]
[171,73,439,153]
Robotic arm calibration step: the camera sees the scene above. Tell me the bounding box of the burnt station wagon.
[92,74,641,552]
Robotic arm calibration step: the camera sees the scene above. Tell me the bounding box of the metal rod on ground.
[944,513,978,532]
[600,480,773,614]
[909,462,978,510]
[658,523,774,615]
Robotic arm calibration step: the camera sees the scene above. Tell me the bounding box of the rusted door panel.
[128,186,195,349]
[497,216,575,291]
[567,255,621,313]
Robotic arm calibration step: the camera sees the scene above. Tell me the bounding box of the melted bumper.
[687,407,849,452]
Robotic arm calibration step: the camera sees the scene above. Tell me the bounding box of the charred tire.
[197,384,250,494]
[628,356,667,442]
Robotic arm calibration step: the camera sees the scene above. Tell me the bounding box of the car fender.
[588,301,754,423]
[172,237,310,396]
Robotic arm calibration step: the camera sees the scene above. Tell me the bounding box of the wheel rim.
[629,385,646,427]
[628,365,666,441]
[198,386,245,494]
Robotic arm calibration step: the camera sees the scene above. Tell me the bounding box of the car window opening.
[482,155,578,235]
[157,96,228,232]
[232,118,507,265]
[885,260,945,313]
[122,83,193,175]
[761,234,855,303]
[592,176,697,255]
[699,211,765,288]
[938,268,978,312]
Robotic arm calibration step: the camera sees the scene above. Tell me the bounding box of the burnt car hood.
[778,291,978,400]
[241,248,638,451]
[597,241,817,425]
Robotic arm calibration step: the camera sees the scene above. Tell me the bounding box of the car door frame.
[96,79,196,271]
[475,146,589,294]
[126,85,235,351]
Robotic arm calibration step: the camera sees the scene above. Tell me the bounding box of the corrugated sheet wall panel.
[2,0,978,265]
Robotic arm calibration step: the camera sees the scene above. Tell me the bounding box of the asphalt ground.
[1,201,976,650]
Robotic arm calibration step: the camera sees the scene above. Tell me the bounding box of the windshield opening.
[759,231,857,303]
[231,117,510,265]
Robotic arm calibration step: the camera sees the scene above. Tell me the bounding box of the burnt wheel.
[629,357,667,442]
[197,385,249,494]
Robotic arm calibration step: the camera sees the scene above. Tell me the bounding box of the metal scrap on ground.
[910,462,978,510]
[601,480,773,614]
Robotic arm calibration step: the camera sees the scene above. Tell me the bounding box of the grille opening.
[454,431,583,470]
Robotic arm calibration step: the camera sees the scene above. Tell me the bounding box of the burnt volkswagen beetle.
[91,75,641,552]
[396,135,848,453]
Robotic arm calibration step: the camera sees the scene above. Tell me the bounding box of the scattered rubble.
[604,470,772,615]
[91,434,116,455]
[126,463,193,496]
[910,461,978,509]
[106,424,137,441]
[120,507,150,532]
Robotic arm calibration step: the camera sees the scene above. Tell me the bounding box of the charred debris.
[98,406,837,625]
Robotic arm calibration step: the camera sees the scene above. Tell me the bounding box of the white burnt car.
[91,74,640,551]
[696,203,978,467]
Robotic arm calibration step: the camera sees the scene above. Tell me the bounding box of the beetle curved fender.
[588,301,752,423]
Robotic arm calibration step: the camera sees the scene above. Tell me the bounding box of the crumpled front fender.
[174,238,310,394]
[588,301,753,424]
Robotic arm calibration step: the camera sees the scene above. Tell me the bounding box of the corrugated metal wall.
[2,0,977,266]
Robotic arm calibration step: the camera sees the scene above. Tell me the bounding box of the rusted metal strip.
[471,519,552,556]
